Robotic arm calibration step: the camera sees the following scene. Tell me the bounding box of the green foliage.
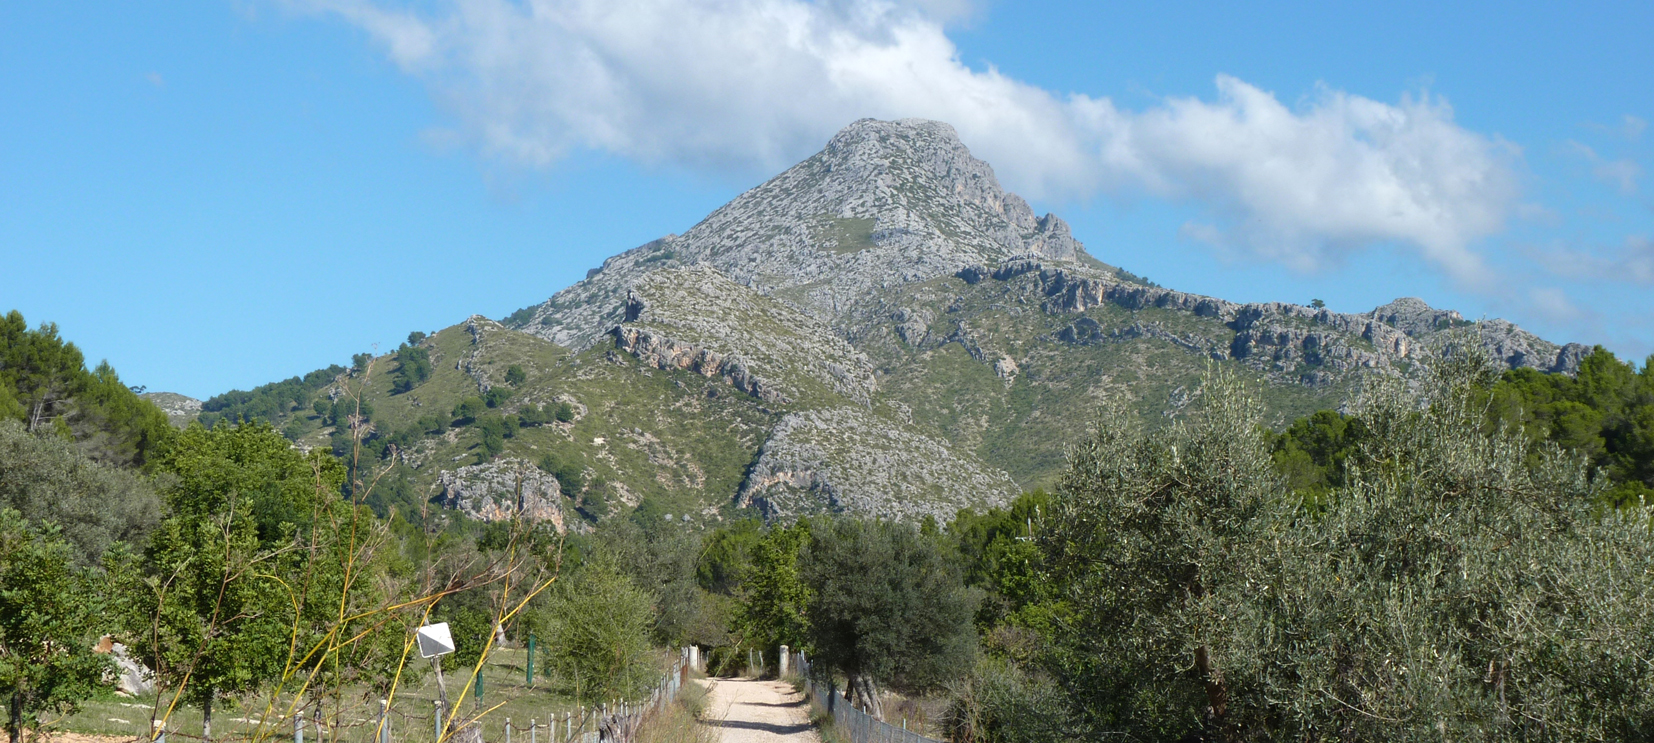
[115,420,346,726]
[736,521,812,655]
[199,364,343,430]
[483,387,513,408]
[536,454,584,497]
[1038,359,1654,740]
[1490,346,1654,504]
[503,306,538,327]
[948,491,1052,630]
[0,510,112,743]
[535,557,658,703]
[0,310,173,467]
[600,515,728,647]
[504,364,527,386]
[474,414,512,461]
[1269,408,1367,504]
[453,396,486,423]
[697,519,762,595]
[408,331,427,346]
[802,518,977,698]
[1309,298,1325,309]
[391,344,432,394]
[1272,347,1654,508]
[0,419,160,565]
[1041,368,1284,738]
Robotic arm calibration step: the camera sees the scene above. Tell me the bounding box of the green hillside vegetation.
[200,318,777,525]
[861,272,1349,489]
[0,310,172,468]
[1271,346,1654,507]
[6,307,1654,743]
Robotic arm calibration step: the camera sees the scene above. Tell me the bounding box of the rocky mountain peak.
[519,118,1093,351]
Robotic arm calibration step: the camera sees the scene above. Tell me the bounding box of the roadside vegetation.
[4,309,1654,742]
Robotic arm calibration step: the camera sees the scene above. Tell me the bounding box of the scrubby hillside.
[201,118,1588,528]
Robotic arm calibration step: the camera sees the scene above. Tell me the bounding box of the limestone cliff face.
[737,406,1018,522]
[438,459,566,529]
[987,258,1588,382]
[612,266,879,406]
[517,119,1098,351]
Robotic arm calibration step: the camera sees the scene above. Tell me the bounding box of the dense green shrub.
[390,343,432,394]
[802,518,977,715]
[535,557,658,702]
[0,419,159,564]
[1039,358,1654,741]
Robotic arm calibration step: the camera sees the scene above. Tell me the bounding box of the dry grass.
[634,685,717,743]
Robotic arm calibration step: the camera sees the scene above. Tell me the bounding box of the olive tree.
[802,518,977,720]
[1043,357,1654,741]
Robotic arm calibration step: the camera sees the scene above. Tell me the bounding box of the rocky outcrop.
[996,258,1586,379]
[613,267,879,406]
[738,406,1018,523]
[94,636,154,696]
[514,119,1102,349]
[613,326,778,403]
[140,392,202,428]
[438,458,566,528]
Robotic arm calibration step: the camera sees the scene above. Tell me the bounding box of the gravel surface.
[699,678,819,743]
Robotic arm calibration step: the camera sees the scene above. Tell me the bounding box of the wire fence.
[786,649,942,743]
[141,649,692,743]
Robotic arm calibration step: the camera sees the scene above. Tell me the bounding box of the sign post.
[417,623,457,740]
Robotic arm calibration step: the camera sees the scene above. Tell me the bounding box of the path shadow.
[706,720,814,735]
[738,700,806,709]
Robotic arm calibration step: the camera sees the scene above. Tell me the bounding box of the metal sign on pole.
[417,623,457,739]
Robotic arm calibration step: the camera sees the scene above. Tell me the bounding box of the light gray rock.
[514,118,1100,349]
[738,406,1018,523]
[438,458,566,528]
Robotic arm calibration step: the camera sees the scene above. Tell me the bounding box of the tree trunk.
[202,690,214,742]
[1194,646,1228,739]
[9,689,23,743]
[854,675,885,722]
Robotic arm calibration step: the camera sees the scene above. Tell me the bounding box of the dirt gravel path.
[699,677,819,743]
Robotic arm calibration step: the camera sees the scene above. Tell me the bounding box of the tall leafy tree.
[736,521,812,657]
[114,421,336,739]
[801,518,976,719]
[0,510,111,743]
[535,557,656,703]
[0,310,172,467]
[0,419,160,565]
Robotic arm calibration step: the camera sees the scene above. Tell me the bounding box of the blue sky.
[2,1,1650,399]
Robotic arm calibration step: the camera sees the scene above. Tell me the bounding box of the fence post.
[434,699,442,743]
[153,720,166,743]
[379,699,390,743]
[779,645,789,676]
[506,718,512,743]
[527,634,536,685]
[291,713,300,743]
[475,666,484,707]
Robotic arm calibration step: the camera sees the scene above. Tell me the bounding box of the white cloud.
[1533,235,1654,286]
[1565,140,1641,194]
[1624,115,1647,142]
[301,0,1522,285]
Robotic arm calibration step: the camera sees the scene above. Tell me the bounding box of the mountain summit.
[522,118,1091,351]
[213,118,1589,529]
